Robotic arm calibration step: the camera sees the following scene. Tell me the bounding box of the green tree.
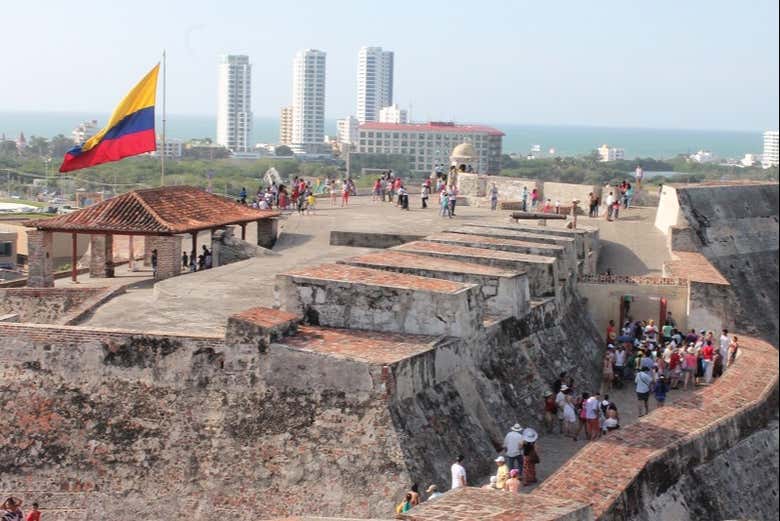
[50,134,75,157]
[27,136,50,157]
[275,145,293,156]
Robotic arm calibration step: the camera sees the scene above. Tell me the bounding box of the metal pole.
[161,50,167,187]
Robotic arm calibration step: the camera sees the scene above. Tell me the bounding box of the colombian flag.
[59,64,159,172]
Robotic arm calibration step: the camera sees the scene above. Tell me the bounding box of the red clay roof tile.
[27,186,279,235]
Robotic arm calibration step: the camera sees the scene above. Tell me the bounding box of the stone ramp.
[341,250,530,318]
[392,241,559,298]
[424,231,571,274]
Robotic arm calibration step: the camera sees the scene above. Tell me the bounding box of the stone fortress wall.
[0,219,606,520]
[1,182,778,521]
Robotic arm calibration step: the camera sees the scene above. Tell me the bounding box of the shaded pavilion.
[24,186,280,287]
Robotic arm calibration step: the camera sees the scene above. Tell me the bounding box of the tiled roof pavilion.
[27,185,280,235]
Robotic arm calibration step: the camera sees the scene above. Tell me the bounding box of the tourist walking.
[521,186,529,212]
[605,191,615,220]
[182,251,188,270]
[654,375,668,407]
[451,455,467,489]
[421,183,430,209]
[489,183,499,211]
[521,428,540,486]
[543,391,556,434]
[635,367,653,417]
[503,423,524,472]
[584,392,601,440]
[728,336,740,367]
[602,351,614,394]
[701,339,715,384]
[440,190,451,218]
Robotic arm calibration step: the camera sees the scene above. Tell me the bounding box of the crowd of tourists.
[393,311,740,516]
[605,313,739,417]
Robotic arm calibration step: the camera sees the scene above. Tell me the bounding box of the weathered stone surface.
[329,230,426,248]
[0,287,111,324]
[635,420,779,521]
[341,250,530,318]
[393,241,558,298]
[275,264,483,338]
[212,226,269,267]
[674,183,779,344]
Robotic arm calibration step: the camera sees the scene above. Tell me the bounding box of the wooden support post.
[71,233,78,283]
[128,235,135,271]
[240,223,246,240]
[191,232,197,257]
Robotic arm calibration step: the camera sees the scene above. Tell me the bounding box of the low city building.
[378,104,408,124]
[0,228,17,269]
[597,144,625,162]
[71,120,99,145]
[356,121,504,175]
[154,137,183,158]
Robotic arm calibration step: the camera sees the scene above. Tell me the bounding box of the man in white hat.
[494,456,510,490]
[503,423,524,473]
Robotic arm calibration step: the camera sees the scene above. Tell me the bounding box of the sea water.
[0,111,763,159]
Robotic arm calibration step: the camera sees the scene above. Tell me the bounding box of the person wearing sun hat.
[503,423,525,473]
[521,428,540,485]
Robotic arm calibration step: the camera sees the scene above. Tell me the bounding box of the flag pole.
[161,50,167,187]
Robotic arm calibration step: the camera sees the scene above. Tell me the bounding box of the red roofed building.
[357,121,504,174]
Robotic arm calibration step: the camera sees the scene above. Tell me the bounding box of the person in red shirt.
[26,502,41,521]
[701,340,715,384]
[669,349,682,389]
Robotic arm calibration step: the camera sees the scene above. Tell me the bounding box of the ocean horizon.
[0,110,765,160]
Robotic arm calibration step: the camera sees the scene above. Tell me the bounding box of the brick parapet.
[531,335,779,519]
[579,274,688,286]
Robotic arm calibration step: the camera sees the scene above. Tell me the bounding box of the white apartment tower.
[292,49,327,153]
[762,130,779,169]
[217,55,253,153]
[356,47,394,123]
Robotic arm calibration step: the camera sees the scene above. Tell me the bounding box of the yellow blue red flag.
[59,64,159,172]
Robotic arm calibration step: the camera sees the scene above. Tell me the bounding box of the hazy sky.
[2,0,778,130]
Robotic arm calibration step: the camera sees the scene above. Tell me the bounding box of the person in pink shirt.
[682,347,698,390]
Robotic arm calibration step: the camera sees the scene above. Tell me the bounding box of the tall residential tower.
[216,55,252,153]
[292,49,327,154]
[356,47,394,123]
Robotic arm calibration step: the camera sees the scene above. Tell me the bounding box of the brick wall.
[27,230,53,288]
[154,235,182,280]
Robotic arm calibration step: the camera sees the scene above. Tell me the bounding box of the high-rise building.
[279,106,293,145]
[216,55,253,153]
[379,104,408,124]
[356,47,394,123]
[762,130,779,169]
[292,49,327,154]
[356,121,504,174]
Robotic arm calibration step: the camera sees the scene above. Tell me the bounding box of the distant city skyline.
[1,0,778,131]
